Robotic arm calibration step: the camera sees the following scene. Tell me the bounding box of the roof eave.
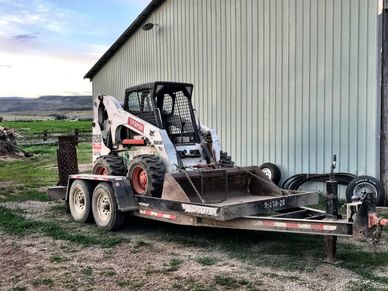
[84,0,165,80]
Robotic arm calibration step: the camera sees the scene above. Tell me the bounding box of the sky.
[0,0,151,98]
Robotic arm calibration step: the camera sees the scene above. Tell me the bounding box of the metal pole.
[43,129,48,142]
[324,154,338,262]
[74,128,79,145]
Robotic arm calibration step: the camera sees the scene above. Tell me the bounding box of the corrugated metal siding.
[92,0,381,180]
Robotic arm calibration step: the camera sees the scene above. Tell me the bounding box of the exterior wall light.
[142,23,158,31]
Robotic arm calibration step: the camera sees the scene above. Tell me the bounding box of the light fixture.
[142,23,158,31]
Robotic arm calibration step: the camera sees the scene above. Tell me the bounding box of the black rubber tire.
[128,155,166,197]
[346,175,385,206]
[93,155,127,176]
[258,163,281,185]
[92,182,125,231]
[68,180,93,223]
[220,151,234,168]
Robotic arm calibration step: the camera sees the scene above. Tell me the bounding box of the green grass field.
[1,120,91,134]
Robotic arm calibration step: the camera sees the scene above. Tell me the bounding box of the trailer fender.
[66,175,138,212]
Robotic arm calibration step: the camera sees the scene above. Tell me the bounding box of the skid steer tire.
[92,182,124,231]
[93,155,127,176]
[68,180,93,223]
[259,163,281,185]
[220,151,234,168]
[128,155,166,197]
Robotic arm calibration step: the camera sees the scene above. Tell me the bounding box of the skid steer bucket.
[161,166,284,203]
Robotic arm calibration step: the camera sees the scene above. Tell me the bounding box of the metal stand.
[324,155,338,262]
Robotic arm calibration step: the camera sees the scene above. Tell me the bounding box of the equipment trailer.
[50,168,387,261]
[50,81,388,260]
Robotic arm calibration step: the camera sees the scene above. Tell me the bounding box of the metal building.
[85,0,388,196]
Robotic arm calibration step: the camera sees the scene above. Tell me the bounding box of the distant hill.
[0,95,92,112]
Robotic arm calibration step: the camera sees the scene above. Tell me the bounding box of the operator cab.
[123,82,200,144]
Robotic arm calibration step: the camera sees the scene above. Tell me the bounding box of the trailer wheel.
[92,182,124,231]
[68,180,93,223]
[258,163,281,185]
[128,155,166,196]
[220,151,234,168]
[346,176,385,206]
[93,155,127,176]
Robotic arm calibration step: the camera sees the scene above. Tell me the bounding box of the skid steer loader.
[92,81,285,202]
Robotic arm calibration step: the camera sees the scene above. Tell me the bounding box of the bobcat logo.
[149,130,155,137]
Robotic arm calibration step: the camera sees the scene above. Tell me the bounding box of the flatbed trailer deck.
[49,173,388,261]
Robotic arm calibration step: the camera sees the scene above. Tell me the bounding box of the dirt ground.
[1,198,387,291]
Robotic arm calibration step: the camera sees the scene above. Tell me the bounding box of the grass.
[338,243,388,285]
[214,275,240,288]
[117,280,144,289]
[1,120,91,134]
[195,256,218,266]
[0,206,122,248]
[50,255,65,263]
[0,140,91,203]
[82,266,93,276]
[133,239,151,248]
[165,258,183,272]
[32,278,54,287]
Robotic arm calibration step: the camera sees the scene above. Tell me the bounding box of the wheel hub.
[261,168,272,180]
[352,183,377,200]
[95,166,108,175]
[97,193,111,221]
[73,189,86,216]
[132,166,148,194]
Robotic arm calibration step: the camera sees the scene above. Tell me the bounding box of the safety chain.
[372,225,384,248]
[177,167,206,204]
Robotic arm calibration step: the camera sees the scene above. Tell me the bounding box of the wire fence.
[18,129,92,146]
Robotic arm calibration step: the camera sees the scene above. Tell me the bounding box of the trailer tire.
[68,180,93,223]
[258,163,281,185]
[220,151,234,168]
[346,175,385,206]
[93,155,127,176]
[128,155,165,197]
[92,182,124,231]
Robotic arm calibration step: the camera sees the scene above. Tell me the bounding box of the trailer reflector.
[261,221,337,232]
[140,209,177,220]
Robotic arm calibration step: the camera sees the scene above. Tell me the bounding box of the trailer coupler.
[351,193,387,241]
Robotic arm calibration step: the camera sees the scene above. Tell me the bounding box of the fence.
[18,129,92,146]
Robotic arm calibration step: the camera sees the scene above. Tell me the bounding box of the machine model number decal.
[154,140,163,145]
[128,117,144,133]
[182,204,218,216]
[264,199,286,209]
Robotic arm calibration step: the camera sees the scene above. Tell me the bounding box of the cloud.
[12,32,39,41]
[0,51,93,97]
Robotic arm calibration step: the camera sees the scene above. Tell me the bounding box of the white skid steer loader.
[92,81,283,202]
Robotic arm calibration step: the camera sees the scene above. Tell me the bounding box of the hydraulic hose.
[281,172,356,190]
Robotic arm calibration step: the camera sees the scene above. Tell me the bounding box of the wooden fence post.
[74,128,79,145]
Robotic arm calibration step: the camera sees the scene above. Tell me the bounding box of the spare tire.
[258,163,281,185]
[346,175,385,206]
